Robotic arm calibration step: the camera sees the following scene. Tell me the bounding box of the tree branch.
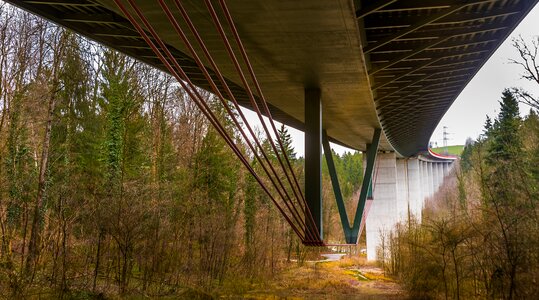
[510,35,539,84]
[510,87,539,111]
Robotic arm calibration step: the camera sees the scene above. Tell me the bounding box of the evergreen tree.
[459,138,475,173]
[100,50,136,188]
[483,115,493,138]
[341,151,363,196]
[277,124,296,162]
[525,110,539,180]
[484,90,529,300]
[487,89,522,164]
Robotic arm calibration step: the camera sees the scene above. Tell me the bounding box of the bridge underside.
[9,0,538,156]
[361,0,538,155]
[8,0,385,151]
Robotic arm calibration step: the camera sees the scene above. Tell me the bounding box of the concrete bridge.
[366,152,456,260]
[7,0,537,259]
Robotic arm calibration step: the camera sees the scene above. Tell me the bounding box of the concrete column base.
[407,158,421,221]
[366,152,397,261]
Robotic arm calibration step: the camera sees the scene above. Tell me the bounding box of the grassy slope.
[431,145,464,156]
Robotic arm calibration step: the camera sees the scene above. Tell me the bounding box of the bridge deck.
[7,0,539,155]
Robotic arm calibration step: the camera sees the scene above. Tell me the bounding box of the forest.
[0,4,368,298]
[381,37,539,299]
[3,2,539,299]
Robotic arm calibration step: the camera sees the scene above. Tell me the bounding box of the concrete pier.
[407,158,421,221]
[366,152,397,260]
[365,154,455,260]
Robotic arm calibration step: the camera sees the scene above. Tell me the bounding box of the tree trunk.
[26,88,56,276]
[93,229,103,292]
[25,29,66,277]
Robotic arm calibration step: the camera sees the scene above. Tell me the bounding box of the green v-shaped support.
[322,128,381,244]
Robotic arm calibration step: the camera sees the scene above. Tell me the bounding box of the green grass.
[431,145,464,156]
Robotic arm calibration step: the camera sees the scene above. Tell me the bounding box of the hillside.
[431,145,464,156]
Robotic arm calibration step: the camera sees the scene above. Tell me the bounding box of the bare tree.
[26,27,67,277]
[510,36,539,110]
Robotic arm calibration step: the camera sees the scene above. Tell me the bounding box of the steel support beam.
[322,130,351,240]
[363,1,486,54]
[356,0,398,19]
[305,88,322,240]
[350,129,381,243]
[322,128,381,244]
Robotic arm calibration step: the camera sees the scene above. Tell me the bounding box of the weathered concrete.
[437,163,444,190]
[419,161,427,212]
[365,156,455,261]
[442,162,449,176]
[433,163,440,192]
[366,152,397,261]
[396,159,408,222]
[428,162,434,198]
[407,158,421,221]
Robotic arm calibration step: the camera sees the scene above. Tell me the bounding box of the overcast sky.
[280,4,539,156]
[429,4,539,148]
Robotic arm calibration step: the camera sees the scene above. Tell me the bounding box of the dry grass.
[219,255,407,299]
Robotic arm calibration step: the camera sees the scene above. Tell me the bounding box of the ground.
[7,255,406,299]
[219,255,407,299]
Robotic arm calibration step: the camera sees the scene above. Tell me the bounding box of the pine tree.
[277,124,296,162]
[483,90,528,300]
[460,138,475,172]
[100,50,134,188]
[487,89,522,164]
[483,115,493,138]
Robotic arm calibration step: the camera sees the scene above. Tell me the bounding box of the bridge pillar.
[438,163,444,189]
[423,162,429,206]
[396,159,408,221]
[422,162,427,199]
[407,158,421,221]
[365,157,455,261]
[418,161,426,211]
[443,162,449,176]
[304,88,322,240]
[366,152,397,260]
[428,162,434,198]
[433,162,440,192]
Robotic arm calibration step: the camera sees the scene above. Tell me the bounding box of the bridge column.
[304,88,322,240]
[428,162,434,198]
[433,162,440,192]
[366,152,397,261]
[422,161,429,205]
[424,161,430,205]
[396,159,408,221]
[407,158,421,221]
[437,163,444,189]
[443,162,449,176]
[419,160,426,211]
